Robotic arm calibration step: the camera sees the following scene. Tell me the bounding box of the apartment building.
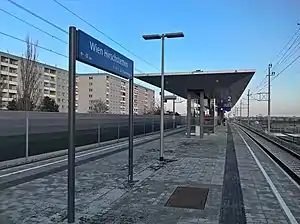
[0,51,78,112]
[77,73,155,114]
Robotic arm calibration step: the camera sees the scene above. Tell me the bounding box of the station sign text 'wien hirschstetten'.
[76,30,133,79]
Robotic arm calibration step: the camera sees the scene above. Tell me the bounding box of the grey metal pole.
[159,35,165,161]
[68,26,76,223]
[247,89,250,125]
[267,63,272,133]
[187,91,191,137]
[128,77,134,182]
[152,115,154,132]
[212,99,216,133]
[25,111,29,160]
[200,91,204,139]
[240,100,242,122]
[172,98,175,129]
[97,123,101,144]
[117,123,120,142]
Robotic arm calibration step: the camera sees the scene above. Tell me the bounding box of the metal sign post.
[160,35,165,161]
[68,26,76,223]
[67,26,134,223]
[128,77,134,182]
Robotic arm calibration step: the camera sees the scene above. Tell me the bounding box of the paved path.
[1,124,300,224]
[233,124,300,224]
[0,128,227,224]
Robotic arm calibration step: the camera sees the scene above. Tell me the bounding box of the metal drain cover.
[165,186,209,210]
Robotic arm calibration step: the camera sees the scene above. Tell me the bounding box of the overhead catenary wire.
[271,26,300,67]
[6,0,68,35]
[272,27,300,70]
[272,54,300,81]
[5,0,158,75]
[0,30,148,75]
[253,54,300,95]
[51,0,160,72]
[277,38,300,67]
[254,75,267,91]
[0,31,68,58]
[0,8,68,44]
[253,25,300,95]
[4,1,150,75]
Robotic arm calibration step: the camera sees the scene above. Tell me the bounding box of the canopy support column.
[200,91,204,139]
[186,91,192,138]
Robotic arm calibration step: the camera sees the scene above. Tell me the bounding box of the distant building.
[77,73,155,114]
[0,51,78,112]
[0,52,155,114]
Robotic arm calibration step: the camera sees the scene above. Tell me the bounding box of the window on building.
[50,69,56,74]
[89,88,93,92]
[1,65,8,71]
[9,77,17,82]
[10,59,18,65]
[9,67,17,74]
[89,76,93,79]
[1,74,7,80]
[89,94,93,98]
[1,56,9,63]
[9,84,17,90]
[9,93,16,99]
[89,82,93,86]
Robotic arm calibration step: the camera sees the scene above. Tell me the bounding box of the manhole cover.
[165,186,209,210]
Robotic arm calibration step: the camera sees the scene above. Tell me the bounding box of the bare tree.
[146,97,161,115]
[89,98,109,113]
[17,36,42,111]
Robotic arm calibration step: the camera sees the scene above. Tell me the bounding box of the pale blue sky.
[0,0,299,116]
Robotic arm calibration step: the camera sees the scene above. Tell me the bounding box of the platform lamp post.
[143,32,184,161]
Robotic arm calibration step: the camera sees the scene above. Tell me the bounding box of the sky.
[0,0,299,116]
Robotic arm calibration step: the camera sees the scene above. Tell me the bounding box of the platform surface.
[1,124,300,224]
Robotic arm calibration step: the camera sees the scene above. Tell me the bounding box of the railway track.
[235,123,300,186]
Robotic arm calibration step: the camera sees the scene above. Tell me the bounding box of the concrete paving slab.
[232,124,300,224]
[2,124,298,224]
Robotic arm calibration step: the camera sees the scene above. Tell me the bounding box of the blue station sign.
[222,107,232,112]
[220,95,232,112]
[76,30,134,79]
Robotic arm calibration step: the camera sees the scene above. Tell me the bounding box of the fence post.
[25,111,29,160]
[117,123,120,142]
[97,123,101,145]
[152,116,154,133]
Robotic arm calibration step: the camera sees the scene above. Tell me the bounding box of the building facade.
[0,52,154,114]
[77,73,155,115]
[0,51,78,112]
